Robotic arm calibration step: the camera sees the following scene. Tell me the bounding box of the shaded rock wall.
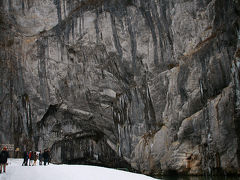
[0,0,240,176]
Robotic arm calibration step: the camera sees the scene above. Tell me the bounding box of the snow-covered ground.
[0,159,159,180]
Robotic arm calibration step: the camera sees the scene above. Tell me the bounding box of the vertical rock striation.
[0,0,240,176]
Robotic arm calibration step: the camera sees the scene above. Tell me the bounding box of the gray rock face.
[1,0,240,176]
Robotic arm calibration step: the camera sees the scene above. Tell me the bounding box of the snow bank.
[0,159,159,180]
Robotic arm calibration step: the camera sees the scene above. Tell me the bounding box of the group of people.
[22,149,51,166]
[0,147,9,174]
[0,147,51,174]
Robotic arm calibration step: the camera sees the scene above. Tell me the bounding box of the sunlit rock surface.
[1,0,240,176]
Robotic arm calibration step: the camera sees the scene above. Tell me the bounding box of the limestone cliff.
[1,0,240,176]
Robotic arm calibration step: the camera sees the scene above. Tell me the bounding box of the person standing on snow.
[43,149,49,166]
[30,151,34,166]
[28,151,33,166]
[39,150,43,165]
[47,149,51,165]
[33,152,38,166]
[22,151,28,166]
[0,147,9,173]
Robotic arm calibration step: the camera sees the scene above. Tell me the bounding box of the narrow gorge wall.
[1,0,240,176]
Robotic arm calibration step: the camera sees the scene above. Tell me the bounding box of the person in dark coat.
[39,150,43,165]
[22,151,28,166]
[0,147,9,173]
[43,149,49,166]
[47,149,51,165]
